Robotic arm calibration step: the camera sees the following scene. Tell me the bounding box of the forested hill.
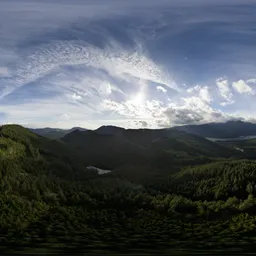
[60,126,241,179]
[0,124,96,181]
[1,124,256,254]
[63,126,239,158]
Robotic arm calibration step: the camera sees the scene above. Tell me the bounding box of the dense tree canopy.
[1,125,256,254]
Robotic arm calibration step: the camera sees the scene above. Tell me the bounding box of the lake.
[207,135,256,142]
[86,166,112,175]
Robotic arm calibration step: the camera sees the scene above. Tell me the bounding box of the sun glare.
[130,92,145,106]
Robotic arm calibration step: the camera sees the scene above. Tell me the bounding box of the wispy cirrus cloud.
[156,86,167,93]
[0,40,176,99]
[1,0,256,128]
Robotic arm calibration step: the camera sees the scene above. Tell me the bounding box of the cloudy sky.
[0,0,256,129]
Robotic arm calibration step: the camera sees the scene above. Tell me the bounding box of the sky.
[1,0,256,129]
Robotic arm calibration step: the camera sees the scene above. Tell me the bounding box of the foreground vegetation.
[1,125,256,254]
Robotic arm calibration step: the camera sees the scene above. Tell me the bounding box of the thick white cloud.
[1,0,256,129]
[216,78,234,106]
[71,93,82,101]
[163,96,226,126]
[1,74,256,129]
[232,79,254,95]
[156,86,167,93]
[187,85,211,103]
[101,94,231,128]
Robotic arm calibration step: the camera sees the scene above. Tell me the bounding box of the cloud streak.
[1,0,256,128]
[0,40,176,99]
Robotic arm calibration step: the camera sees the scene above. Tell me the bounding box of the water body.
[207,135,256,142]
[86,166,112,175]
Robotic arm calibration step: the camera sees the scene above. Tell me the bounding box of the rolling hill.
[29,127,87,139]
[0,125,96,181]
[0,124,255,253]
[0,124,256,253]
[62,125,241,173]
[95,125,238,156]
[1,124,239,178]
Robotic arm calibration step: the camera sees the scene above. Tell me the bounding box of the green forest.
[1,124,256,254]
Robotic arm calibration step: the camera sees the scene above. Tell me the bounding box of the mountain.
[95,125,125,136]
[97,126,237,156]
[30,127,87,139]
[0,125,95,181]
[62,126,240,172]
[1,124,256,253]
[31,120,256,141]
[62,130,151,169]
[173,120,256,138]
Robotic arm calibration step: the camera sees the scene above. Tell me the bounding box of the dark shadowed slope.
[1,125,256,253]
[62,126,240,172]
[1,124,255,253]
[95,125,238,157]
[0,125,95,181]
[61,130,151,169]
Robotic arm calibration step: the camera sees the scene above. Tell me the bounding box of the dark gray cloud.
[135,120,148,128]
[164,108,204,125]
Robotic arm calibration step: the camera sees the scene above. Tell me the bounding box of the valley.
[2,0,256,253]
[1,122,256,253]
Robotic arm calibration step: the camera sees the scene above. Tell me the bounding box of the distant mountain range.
[29,127,87,139]
[30,120,256,141]
[173,120,256,138]
[0,123,244,186]
[92,120,256,140]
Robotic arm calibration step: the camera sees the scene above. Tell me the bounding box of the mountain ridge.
[14,124,234,168]
[29,127,87,139]
[29,120,256,140]
[172,120,256,138]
